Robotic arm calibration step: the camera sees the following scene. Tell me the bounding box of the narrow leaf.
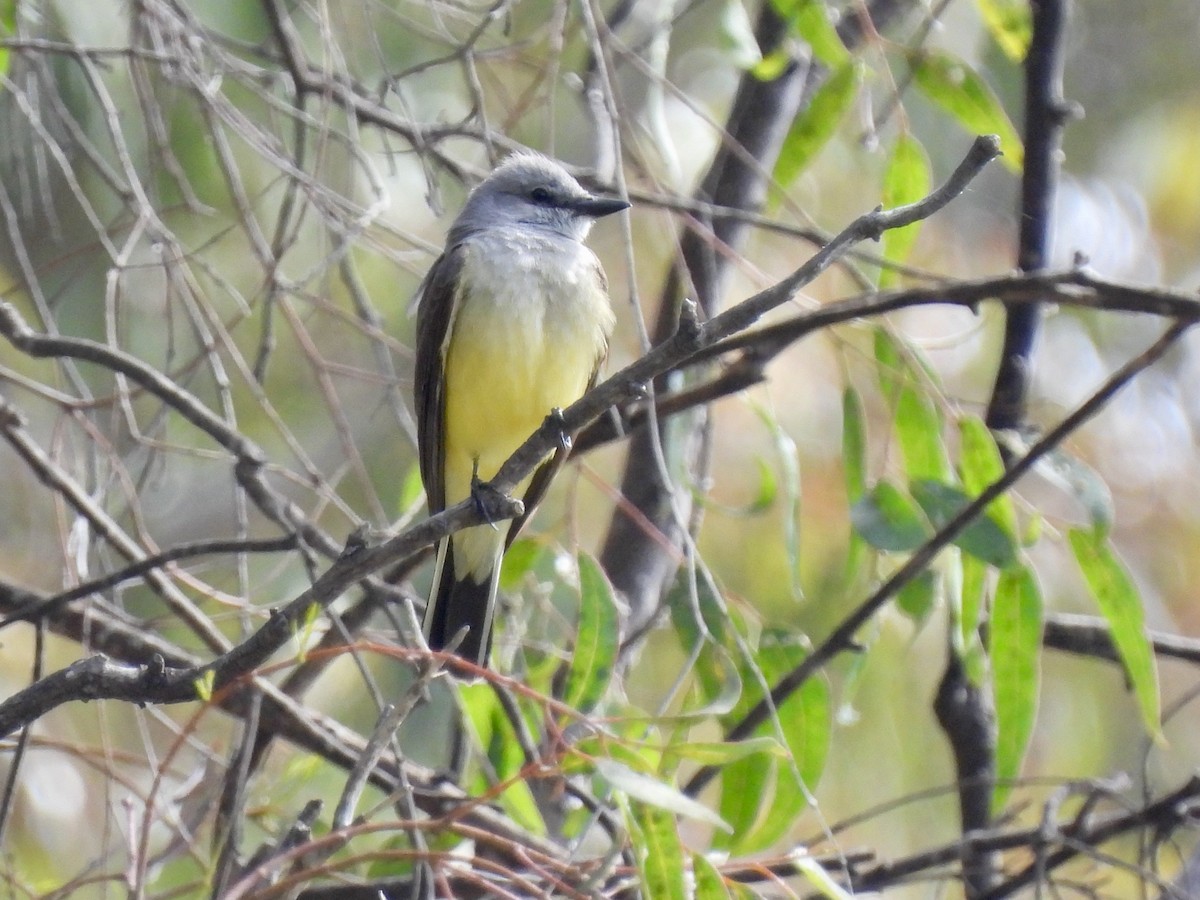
[664,736,788,766]
[771,0,849,67]
[499,537,544,591]
[911,50,1024,171]
[631,803,688,900]
[1068,528,1161,738]
[398,462,425,512]
[0,0,13,80]
[668,574,744,718]
[911,479,1018,569]
[719,633,830,853]
[959,552,988,650]
[462,684,546,833]
[597,758,732,832]
[754,402,804,599]
[874,328,951,483]
[874,327,904,405]
[851,481,931,552]
[896,568,937,627]
[842,387,868,504]
[958,415,1019,538]
[560,552,619,713]
[896,383,951,482]
[879,135,932,288]
[976,0,1033,61]
[693,853,733,900]
[775,61,862,186]
[990,565,1042,814]
[717,748,771,847]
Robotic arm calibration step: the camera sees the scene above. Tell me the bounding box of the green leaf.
[958,415,1019,538]
[462,684,546,834]
[295,601,321,662]
[976,0,1033,61]
[911,50,1024,171]
[751,46,793,81]
[664,736,788,766]
[1068,528,1162,738]
[598,758,731,832]
[896,383,951,483]
[0,0,14,81]
[842,387,868,504]
[874,328,950,483]
[560,552,619,713]
[717,745,771,848]
[879,135,932,288]
[630,802,688,900]
[753,402,804,599]
[498,537,544,591]
[718,633,830,854]
[874,327,906,405]
[896,568,937,626]
[959,552,988,649]
[775,61,862,187]
[194,669,215,702]
[669,573,745,717]
[693,853,733,900]
[748,457,779,512]
[990,564,1042,815]
[398,462,425,512]
[771,0,850,67]
[911,479,1018,569]
[850,481,931,552]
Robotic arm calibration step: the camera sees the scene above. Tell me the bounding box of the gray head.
[450,152,629,243]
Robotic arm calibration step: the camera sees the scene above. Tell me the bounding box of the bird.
[412,152,628,667]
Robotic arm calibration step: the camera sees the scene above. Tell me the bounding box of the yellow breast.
[441,231,615,509]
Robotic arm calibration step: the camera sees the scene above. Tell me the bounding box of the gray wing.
[413,244,467,515]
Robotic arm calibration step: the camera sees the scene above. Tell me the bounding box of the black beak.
[574,195,631,218]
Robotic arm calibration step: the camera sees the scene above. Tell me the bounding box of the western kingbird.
[413,152,628,666]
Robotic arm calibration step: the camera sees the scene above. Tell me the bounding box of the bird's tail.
[422,538,500,667]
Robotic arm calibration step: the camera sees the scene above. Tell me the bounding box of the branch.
[576,268,1200,454]
[0,494,514,738]
[838,775,1200,895]
[684,318,1193,797]
[986,0,1072,432]
[494,136,1002,498]
[0,302,342,561]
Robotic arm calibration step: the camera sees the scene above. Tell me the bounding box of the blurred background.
[2,0,1200,895]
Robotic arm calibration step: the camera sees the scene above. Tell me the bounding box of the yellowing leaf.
[976,0,1032,61]
[912,50,1024,171]
[1069,528,1162,740]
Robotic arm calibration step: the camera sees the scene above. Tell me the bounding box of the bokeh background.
[2,0,1200,895]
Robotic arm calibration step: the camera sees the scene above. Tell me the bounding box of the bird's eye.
[530,187,553,205]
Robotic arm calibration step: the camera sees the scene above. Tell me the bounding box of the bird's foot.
[546,407,572,454]
[470,474,522,529]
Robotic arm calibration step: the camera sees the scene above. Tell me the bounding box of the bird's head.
[454,152,629,242]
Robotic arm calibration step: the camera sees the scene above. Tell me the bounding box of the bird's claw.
[547,407,572,454]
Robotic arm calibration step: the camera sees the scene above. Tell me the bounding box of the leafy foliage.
[0,1,1189,898]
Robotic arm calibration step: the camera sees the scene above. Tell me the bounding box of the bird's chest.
[442,237,611,457]
[459,238,598,342]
